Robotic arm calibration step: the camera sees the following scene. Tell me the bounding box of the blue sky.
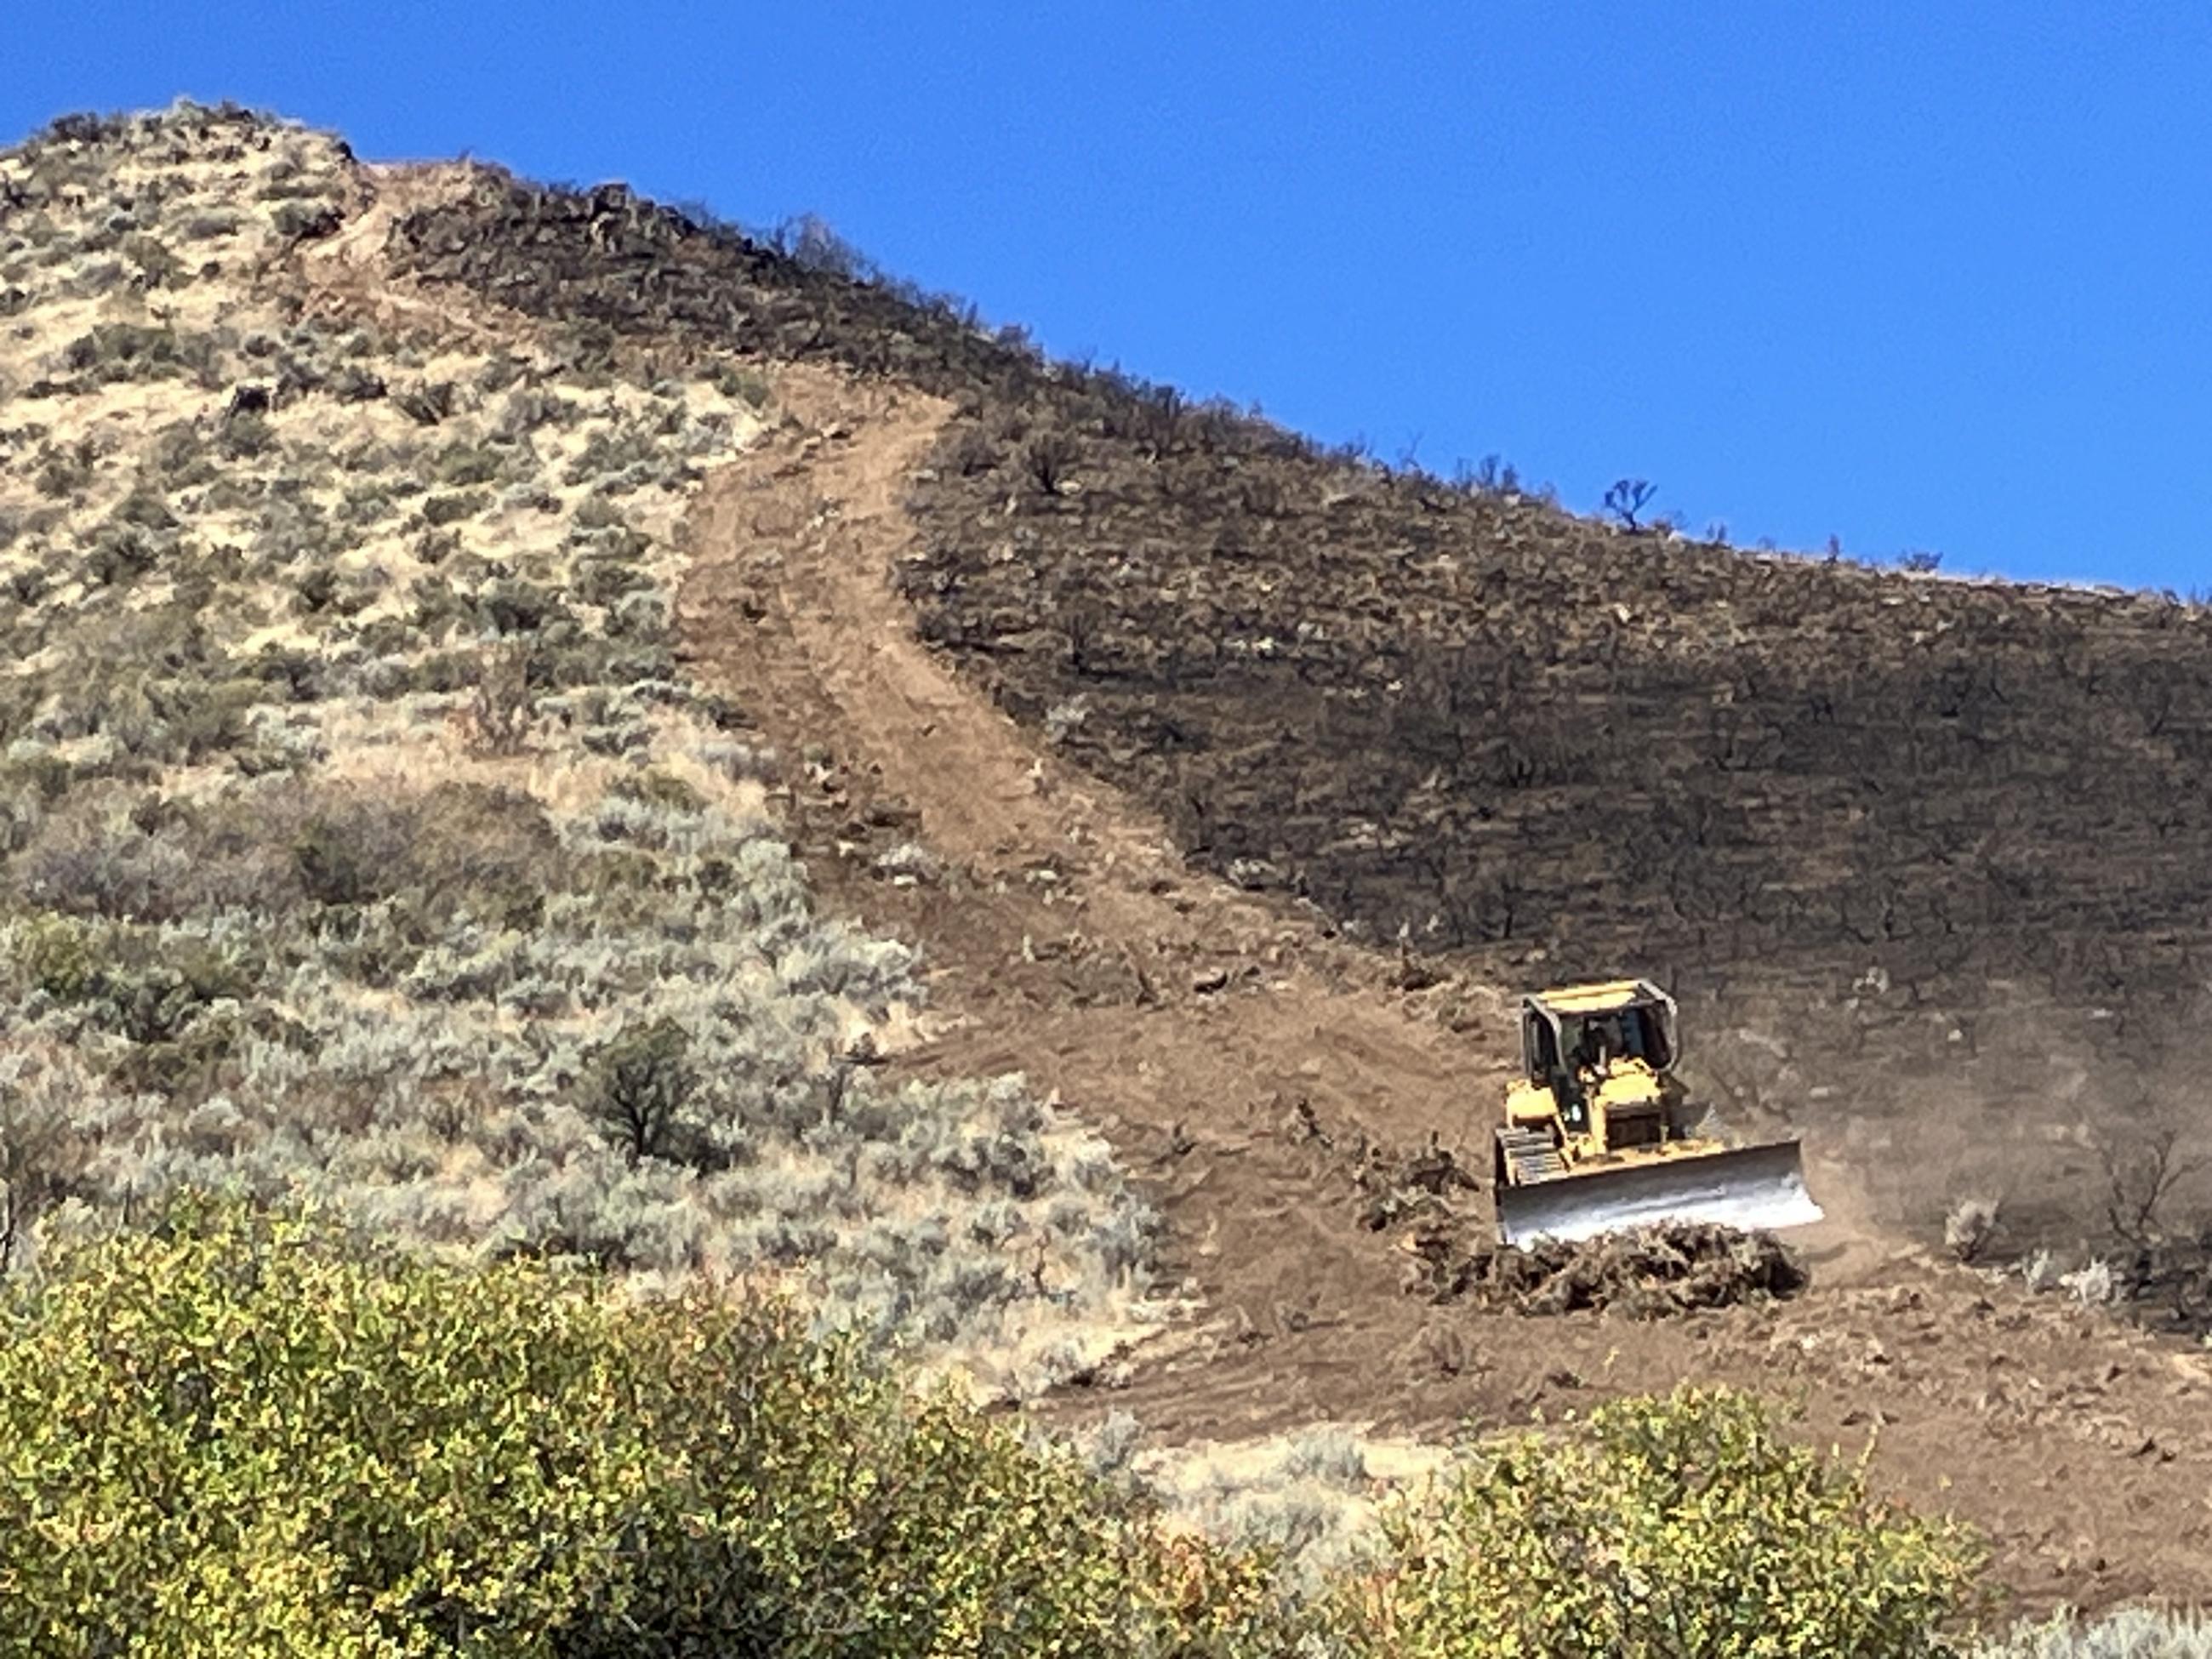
[9,3,2212,589]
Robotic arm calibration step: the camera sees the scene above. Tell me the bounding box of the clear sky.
[9,3,2212,590]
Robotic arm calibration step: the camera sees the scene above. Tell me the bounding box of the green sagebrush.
[1981,1606,2212,1658]
[0,1200,1284,1658]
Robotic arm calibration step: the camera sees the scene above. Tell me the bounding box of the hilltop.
[8,102,2212,1622]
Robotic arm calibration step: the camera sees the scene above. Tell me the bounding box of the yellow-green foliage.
[0,1205,2004,1656]
[0,1203,1285,1657]
[1335,1387,1987,1659]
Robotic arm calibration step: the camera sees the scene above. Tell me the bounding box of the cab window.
[1629,1006,1673,1068]
[1525,1013,1560,1076]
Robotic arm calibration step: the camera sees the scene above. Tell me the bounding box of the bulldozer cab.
[1521,980,1677,1092]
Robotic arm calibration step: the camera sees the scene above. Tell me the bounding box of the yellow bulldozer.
[1493,978,1822,1246]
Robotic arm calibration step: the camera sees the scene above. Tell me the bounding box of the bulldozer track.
[1496,1126,1567,1185]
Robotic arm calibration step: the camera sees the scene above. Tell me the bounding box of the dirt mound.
[1435,1224,1808,1318]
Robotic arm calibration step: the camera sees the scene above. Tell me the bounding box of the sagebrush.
[0,101,1159,1394]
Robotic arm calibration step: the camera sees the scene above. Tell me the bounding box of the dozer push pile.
[1493,979,1822,1246]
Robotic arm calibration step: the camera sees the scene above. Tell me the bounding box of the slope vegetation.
[0,105,1159,1398]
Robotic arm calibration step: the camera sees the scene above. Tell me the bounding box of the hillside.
[10,101,2212,1624]
[391,162,2212,1245]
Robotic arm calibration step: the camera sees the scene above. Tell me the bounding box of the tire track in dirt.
[676,365,2212,1617]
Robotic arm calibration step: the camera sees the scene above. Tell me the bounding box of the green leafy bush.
[1331,1387,1987,1657]
[0,1203,1288,1657]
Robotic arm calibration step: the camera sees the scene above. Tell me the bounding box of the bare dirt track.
[671,366,2212,1617]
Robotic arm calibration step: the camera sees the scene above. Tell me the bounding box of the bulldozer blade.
[1496,1140,1822,1247]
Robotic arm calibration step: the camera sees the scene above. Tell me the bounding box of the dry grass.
[1073,1412,1451,1590]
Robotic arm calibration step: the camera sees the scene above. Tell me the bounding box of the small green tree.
[1336,1386,1986,1658]
[584,1017,696,1166]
